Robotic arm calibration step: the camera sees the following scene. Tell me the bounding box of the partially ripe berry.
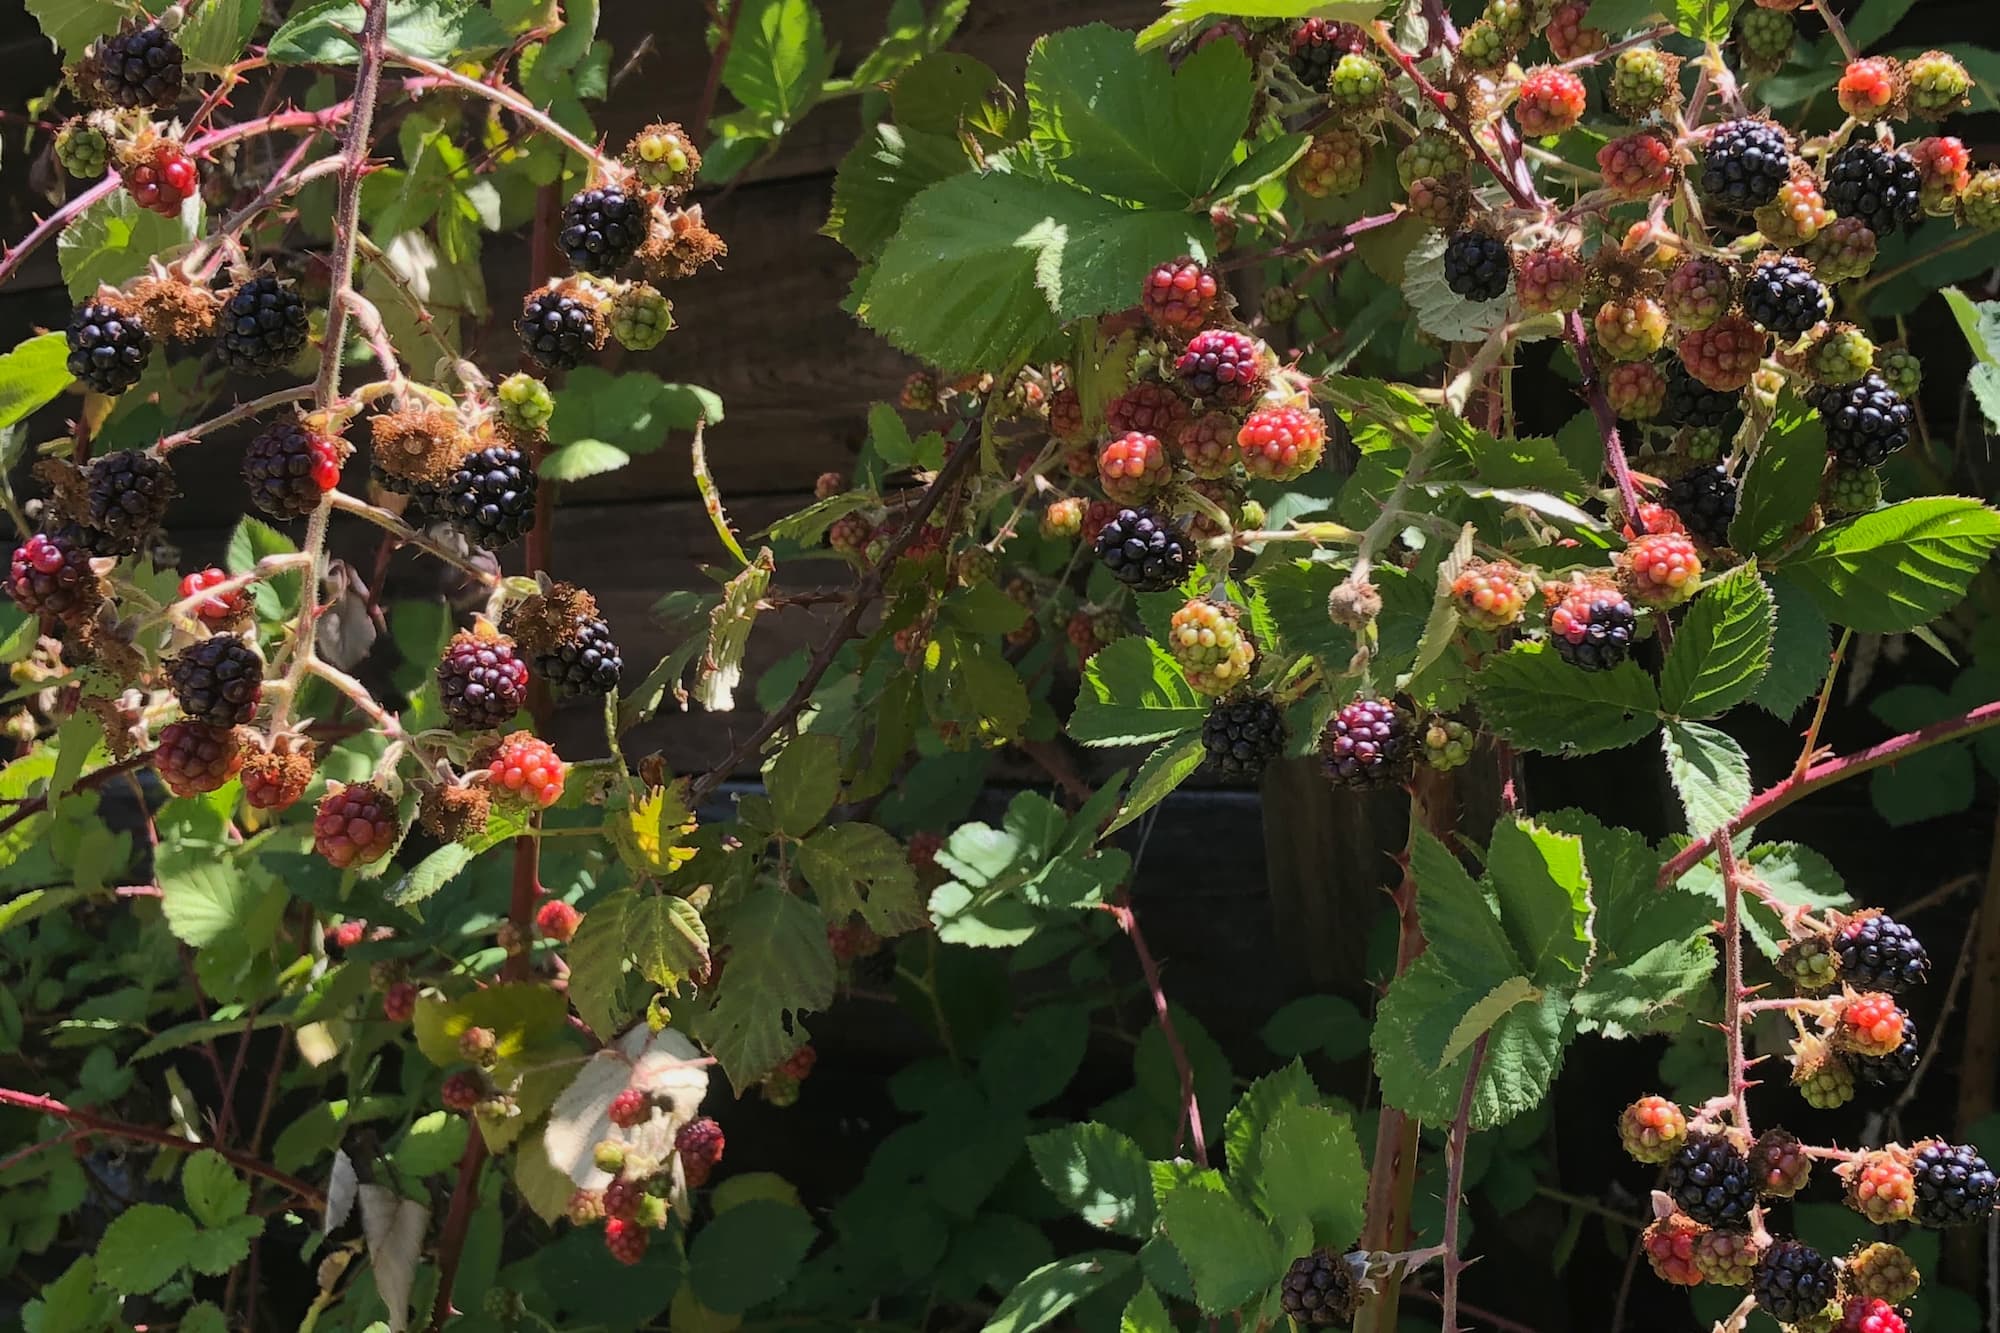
[607,1088,649,1128]
[1754,173,1830,245]
[1167,599,1255,696]
[1097,431,1170,503]
[1643,1215,1705,1286]
[675,1117,726,1188]
[1608,47,1673,118]
[1807,325,1875,385]
[1836,992,1908,1056]
[1837,58,1902,122]
[1606,360,1668,419]
[1963,169,2000,229]
[1397,133,1469,190]
[1694,1229,1763,1287]
[179,568,247,628]
[1514,243,1586,313]
[315,783,400,868]
[1910,136,1971,214]
[1514,67,1587,136]
[1140,257,1219,334]
[1597,133,1676,200]
[1592,295,1669,362]
[1237,405,1326,481]
[1294,128,1369,198]
[1618,1094,1687,1163]
[383,981,418,1023]
[154,721,244,798]
[1750,1127,1814,1197]
[1847,1149,1917,1224]
[1846,1243,1921,1304]
[1663,257,1735,332]
[1842,1299,1908,1333]
[1174,328,1265,406]
[1105,381,1189,438]
[603,1217,649,1266]
[537,899,581,942]
[1450,560,1531,630]
[1549,584,1637,670]
[1678,314,1766,391]
[442,1072,485,1113]
[1619,532,1702,608]
[487,731,566,808]
[1544,0,1606,59]
[1176,411,1240,480]
[1320,696,1412,788]
[1041,496,1085,540]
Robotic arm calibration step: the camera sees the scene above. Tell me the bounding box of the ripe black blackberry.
[1320,696,1412,788]
[1665,464,1738,547]
[1278,1251,1354,1326]
[1825,138,1923,236]
[1664,1133,1756,1228]
[1752,1240,1838,1324]
[1819,374,1912,467]
[1699,119,1792,209]
[1659,361,1745,433]
[1442,230,1510,301]
[168,636,263,727]
[83,450,177,555]
[1742,258,1830,339]
[518,288,604,370]
[535,617,623,697]
[1909,1142,1998,1227]
[88,24,184,110]
[437,630,530,730]
[443,446,537,549]
[217,275,311,374]
[559,186,649,273]
[66,301,152,395]
[243,418,342,519]
[1202,694,1288,778]
[1852,1025,1920,1087]
[1094,507,1193,591]
[1836,913,1929,993]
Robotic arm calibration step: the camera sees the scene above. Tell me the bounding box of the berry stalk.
[1440,1034,1490,1333]
[1716,834,1753,1136]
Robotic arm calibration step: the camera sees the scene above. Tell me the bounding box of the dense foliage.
[2,3,2000,1333]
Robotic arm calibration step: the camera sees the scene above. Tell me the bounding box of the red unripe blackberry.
[242,740,314,811]
[1176,411,1240,480]
[168,635,264,728]
[1909,1141,1998,1227]
[441,1072,484,1114]
[125,143,198,217]
[1593,295,1668,362]
[1847,1149,1917,1224]
[1826,138,1923,237]
[899,370,938,412]
[1625,502,1685,538]
[1549,585,1638,671]
[1596,132,1675,200]
[382,980,418,1022]
[1606,361,1668,420]
[243,417,344,519]
[906,830,943,876]
[1910,136,1971,214]
[1174,329,1264,406]
[1442,230,1510,302]
[1678,315,1765,392]
[67,300,153,397]
[559,186,649,274]
[1451,560,1531,630]
[154,720,244,798]
[777,1044,817,1080]
[1544,0,1606,58]
[1818,373,1912,467]
[1140,257,1219,333]
[1835,991,1907,1056]
[1294,128,1369,197]
[1041,497,1085,540]
[1662,257,1734,332]
[1201,694,1287,778]
[1620,532,1701,608]
[437,627,530,731]
[603,1217,649,1265]
[7,531,96,620]
[444,445,537,548]
[1279,1251,1355,1326]
[1237,404,1326,481]
[1094,506,1193,591]
[827,512,869,557]
[1835,912,1928,993]
[675,1117,725,1188]
[1320,696,1411,788]
[1754,1240,1838,1324]
[518,287,605,370]
[1643,1215,1705,1286]
[1700,119,1792,210]
[1749,1128,1812,1197]
[1842,1299,1907,1333]
[1742,257,1830,340]
[607,1088,649,1128]
[179,568,246,628]
[1664,464,1738,547]
[1097,431,1170,503]
[330,920,367,951]
[1514,67,1587,136]
[1105,381,1189,438]
[1836,58,1901,122]
[1406,174,1471,230]
[88,24,184,109]
[1515,244,1585,313]
[1617,1094,1687,1163]
[218,275,311,375]
[314,782,400,869]
[488,731,565,808]
[1047,386,1086,443]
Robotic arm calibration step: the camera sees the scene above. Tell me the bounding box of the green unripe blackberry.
[1327,53,1386,117]
[1777,933,1839,991]
[1737,8,1793,71]
[1962,169,2000,229]
[1397,133,1469,190]
[1808,325,1874,385]
[1609,47,1672,117]
[1877,347,1920,397]
[496,373,555,433]
[1458,20,1511,69]
[610,282,674,350]
[55,119,110,179]
[1421,717,1474,771]
[1827,464,1881,514]
[1484,0,1531,41]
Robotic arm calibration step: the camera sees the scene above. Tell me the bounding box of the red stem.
[695,0,741,132]
[1715,835,1752,1134]
[1658,700,2000,888]
[1103,899,1207,1165]
[1439,1034,1488,1333]
[423,1131,490,1333]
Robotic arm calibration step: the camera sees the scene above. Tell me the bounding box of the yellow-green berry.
[1878,346,1921,397]
[497,373,555,433]
[610,282,674,351]
[1827,464,1881,514]
[1808,324,1874,384]
[1421,717,1474,771]
[55,118,110,179]
[1328,53,1387,118]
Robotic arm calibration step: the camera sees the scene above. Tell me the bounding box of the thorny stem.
[1103,898,1207,1165]
[1794,627,1853,782]
[1440,1034,1489,1333]
[156,384,319,455]
[1716,835,1753,1136]
[1659,699,2000,887]
[1567,311,1644,519]
[395,58,622,178]
[188,142,346,280]
[0,1087,325,1207]
[1811,0,1860,62]
[326,490,498,586]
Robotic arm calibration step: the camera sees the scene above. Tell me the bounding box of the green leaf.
[0,335,74,431]
[694,554,771,711]
[1374,982,1569,1129]
[930,791,1127,946]
[722,0,830,124]
[94,1203,196,1293]
[1105,734,1205,835]
[1730,409,1827,554]
[1157,1187,1285,1313]
[984,1253,1138,1333]
[1135,0,1389,50]
[629,892,711,987]
[58,190,203,301]
[547,367,721,452]
[860,171,1209,374]
[1026,1123,1156,1238]
[1659,566,1774,719]
[1485,818,1593,987]
[765,732,841,837]
[564,889,635,1040]
[1210,132,1312,206]
[183,1214,262,1276]
[387,843,474,907]
[48,713,99,801]
[1411,827,1521,979]
[1121,1286,1172,1333]
[797,823,927,935]
[1473,642,1662,755]
[22,0,122,59]
[1026,26,1251,207]
[1782,497,2000,633]
[1753,575,1831,721]
[268,0,507,64]
[158,842,266,948]
[1675,0,1740,41]
[1586,0,1668,29]
[1248,1104,1366,1251]
[1844,0,1920,50]
[412,984,570,1067]
[762,492,874,546]
[685,887,836,1090]
[1222,1060,1319,1178]
[1662,721,1753,837]
[1942,285,2000,363]
[825,124,969,261]
[1070,635,1206,746]
[181,1151,248,1227]
[539,439,630,482]
[1260,995,1369,1061]
[177,0,261,70]
[689,1198,816,1314]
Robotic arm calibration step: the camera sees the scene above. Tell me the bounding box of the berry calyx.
[1141,256,1220,333]
[1167,599,1255,696]
[1237,405,1327,482]
[314,782,400,869]
[1618,1094,1688,1163]
[487,731,566,808]
[1320,696,1412,789]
